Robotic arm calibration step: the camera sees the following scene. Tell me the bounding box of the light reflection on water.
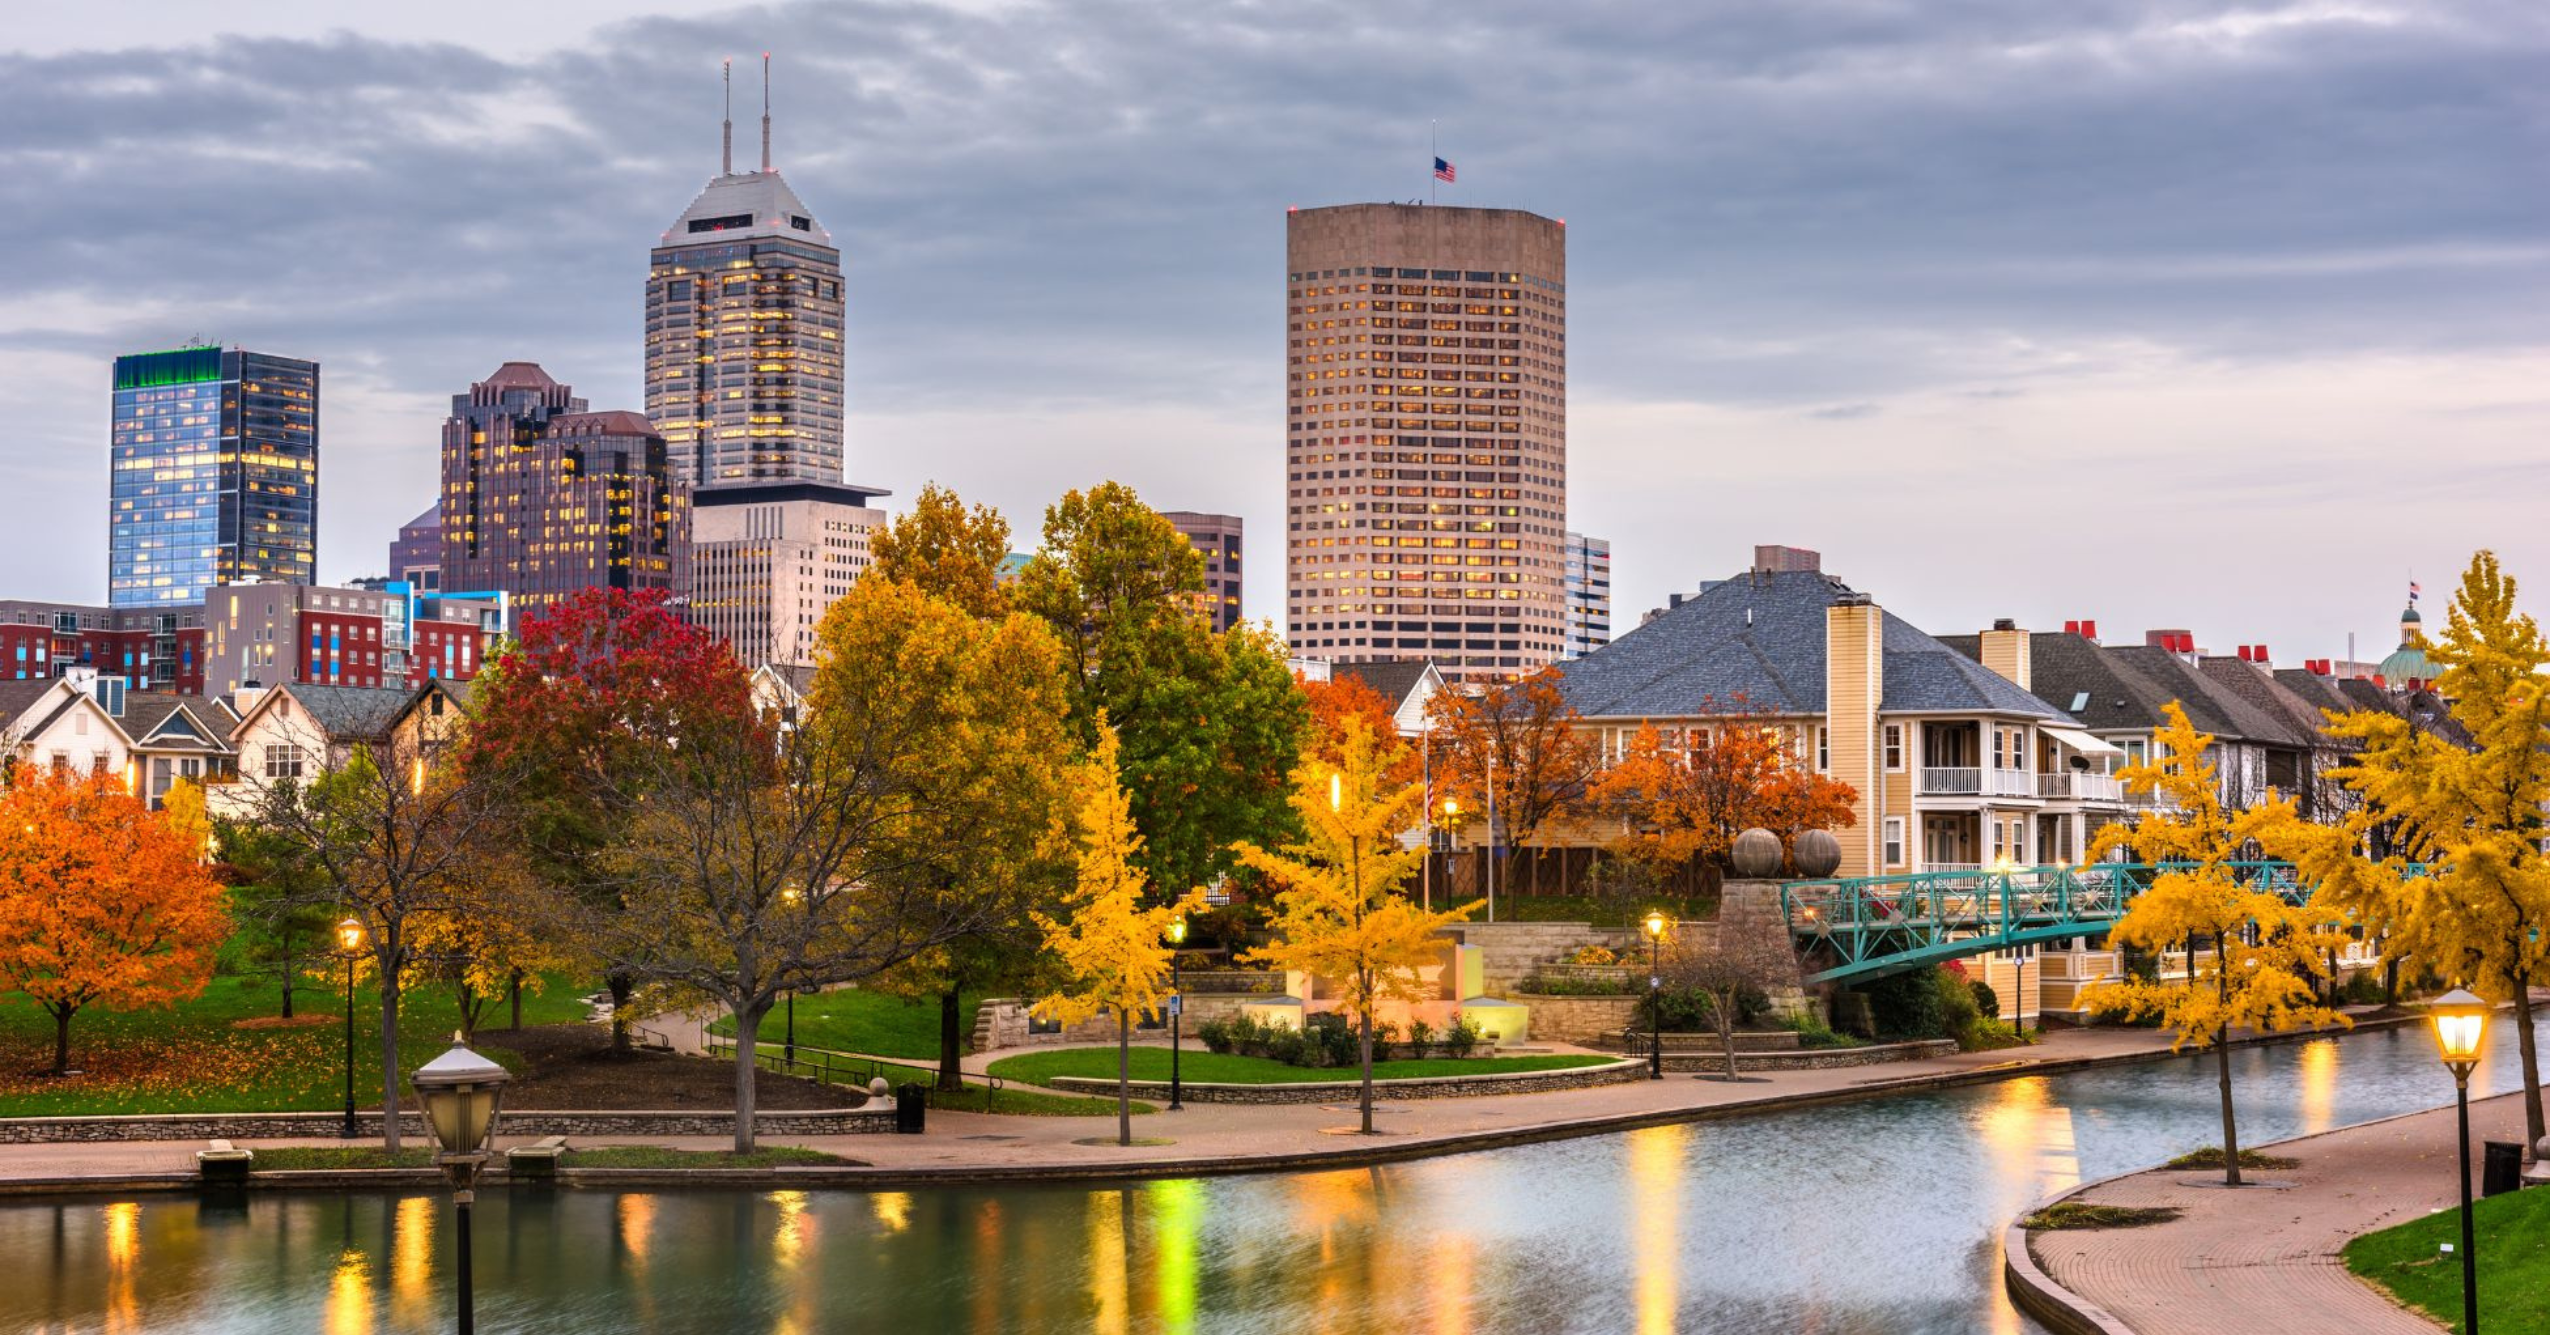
[0,1020,2534,1335]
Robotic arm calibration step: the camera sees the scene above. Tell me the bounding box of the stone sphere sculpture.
[1731,827,1785,879]
[1793,829,1844,879]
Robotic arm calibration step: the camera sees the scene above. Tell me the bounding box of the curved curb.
[1041,1057,1644,1103]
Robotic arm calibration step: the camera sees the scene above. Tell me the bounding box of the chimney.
[1751,544,1821,574]
[1979,619,2032,690]
[1825,592,1883,877]
[2236,645,2253,662]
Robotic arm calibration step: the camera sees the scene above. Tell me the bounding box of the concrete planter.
[1046,1058,1644,1104]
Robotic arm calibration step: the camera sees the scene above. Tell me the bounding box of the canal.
[5,1019,2533,1334]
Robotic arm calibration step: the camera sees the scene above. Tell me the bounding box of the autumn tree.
[0,770,229,1075]
[1017,481,1307,891]
[868,480,1013,618]
[1424,666,1603,892]
[2256,550,2550,1155]
[1034,722,1205,1147]
[242,690,509,1150]
[1591,705,1859,881]
[407,850,566,1042]
[807,577,1078,1092]
[2082,702,2348,1185]
[211,813,337,1020]
[463,587,756,1052]
[1659,926,1798,1081]
[1236,716,1478,1133]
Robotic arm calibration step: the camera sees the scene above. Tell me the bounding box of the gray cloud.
[0,0,2544,658]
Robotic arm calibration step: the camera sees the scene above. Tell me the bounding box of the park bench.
[505,1135,570,1178]
[196,1138,254,1184]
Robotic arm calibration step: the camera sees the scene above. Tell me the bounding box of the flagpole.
[1430,120,1437,206]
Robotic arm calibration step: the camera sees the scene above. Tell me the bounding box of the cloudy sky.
[5,0,2544,661]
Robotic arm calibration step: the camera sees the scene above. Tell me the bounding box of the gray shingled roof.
[2195,658,2327,749]
[274,684,412,740]
[1556,569,2067,721]
[0,679,63,724]
[1333,660,1433,712]
[1944,630,2197,735]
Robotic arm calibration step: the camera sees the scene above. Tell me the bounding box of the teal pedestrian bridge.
[1778,862,2327,985]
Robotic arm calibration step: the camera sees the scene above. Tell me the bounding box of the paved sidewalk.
[0,1016,2392,1188]
[2028,1090,2524,1334]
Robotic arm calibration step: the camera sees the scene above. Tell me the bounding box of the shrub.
[1772,1012,1866,1050]
[1262,1026,1309,1067]
[1196,1018,1234,1054]
[1968,979,2001,1020]
[1444,1014,1481,1058]
[1405,1017,1435,1053]
[2340,970,2388,1006]
[1861,966,1966,1040]
[1526,973,1634,997]
[1311,1013,1359,1067]
[1568,944,1620,967]
[1651,982,1771,1031]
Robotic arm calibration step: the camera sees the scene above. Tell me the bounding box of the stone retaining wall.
[0,1106,893,1144]
[1509,992,1640,1043]
[973,996,1256,1054]
[1591,1029,1804,1054]
[1660,1038,1959,1074]
[1449,922,1627,992]
[1047,1059,1645,1105]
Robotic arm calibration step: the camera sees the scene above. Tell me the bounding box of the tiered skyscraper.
[645,57,846,487]
[109,346,318,609]
[1283,204,1568,681]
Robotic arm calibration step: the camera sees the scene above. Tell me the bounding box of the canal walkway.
[0,1009,2408,1190]
[2014,1089,2525,1334]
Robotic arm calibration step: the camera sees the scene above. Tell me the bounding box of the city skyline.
[2,1,2544,660]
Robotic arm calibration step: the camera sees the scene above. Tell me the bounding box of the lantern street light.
[334,917,367,1139]
[781,884,803,1065]
[1642,912,1668,1080]
[2427,988,2489,1335]
[412,1037,513,1335]
[1166,916,1189,1112]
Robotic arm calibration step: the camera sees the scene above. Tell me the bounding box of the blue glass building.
[108,347,319,609]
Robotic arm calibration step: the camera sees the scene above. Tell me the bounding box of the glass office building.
[109,347,319,609]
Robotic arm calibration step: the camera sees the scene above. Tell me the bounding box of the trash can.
[894,1082,928,1135]
[2484,1140,2523,1197]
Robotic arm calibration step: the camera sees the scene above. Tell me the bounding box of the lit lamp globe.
[411,1038,512,1165]
[2427,988,2489,1081]
[335,917,366,955]
[1793,830,1843,879]
[1643,911,1667,942]
[1731,828,1784,880]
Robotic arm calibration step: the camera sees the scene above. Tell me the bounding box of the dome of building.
[2379,601,2438,688]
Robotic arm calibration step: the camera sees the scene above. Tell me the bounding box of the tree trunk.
[280,947,295,1020]
[731,1002,765,1155]
[608,970,635,1054]
[937,989,965,1093]
[1719,998,1740,1081]
[1358,1002,1376,1135]
[509,970,522,1031]
[457,983,476,1045]
[378,957,404,1152]
[2216,1031,2242,1187]
[49,1006,73,1077]
[1116,1010,1132,1147]
[2514,978,2543,1163]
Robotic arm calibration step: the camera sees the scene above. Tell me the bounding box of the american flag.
[2410,581,2422,602]
[1434,156,1456,183]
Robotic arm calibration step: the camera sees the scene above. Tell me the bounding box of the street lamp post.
[1643,912,1667,1080]
[335,917,366,1140]
[2428,988,2489,1335]
[1166,916,1188,1112]
[413,1038,513,1335]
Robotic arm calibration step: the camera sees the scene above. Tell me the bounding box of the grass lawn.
[2023,1202,2183,1231]
[987,1047,1618,1087]
[565,1145,848,1169]
[0,972,590,1118]
[708,988,977,1062]
[2344,1182,2550,1333]
[250,1147,439,1171]
[747,1045,1152,1116]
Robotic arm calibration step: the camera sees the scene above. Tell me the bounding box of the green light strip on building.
[113,348,226,391]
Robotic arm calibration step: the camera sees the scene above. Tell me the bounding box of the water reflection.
[2,1021,2539,1335]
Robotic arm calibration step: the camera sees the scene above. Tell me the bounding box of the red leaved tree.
[0,770,229,1074]
[1423,667,1603,891]
[1589,700,1858,878]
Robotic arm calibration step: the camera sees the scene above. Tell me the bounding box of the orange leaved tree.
[1591,704,1859,878]
[1423,666,1602,891]
[0,770,229,1074]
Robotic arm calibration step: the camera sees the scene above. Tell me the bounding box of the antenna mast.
[760,53,772,172]
[721,59,733,175]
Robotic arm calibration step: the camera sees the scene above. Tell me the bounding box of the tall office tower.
[109,346,319,609]
[438,362,688,618]
[1161,511,1244,633]
[1283,204,1567,681]
[645,57,846,488]
[686,481,888,668]
[1561,531,1611,660]
[388,505,442,592]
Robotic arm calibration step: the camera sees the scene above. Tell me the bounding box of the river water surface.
[5,1020,2535,1334]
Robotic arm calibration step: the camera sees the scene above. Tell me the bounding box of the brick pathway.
[2027,1090,2525,1334]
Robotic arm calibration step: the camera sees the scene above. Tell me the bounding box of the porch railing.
[2038,772,2124,803]
[1921,767,2038,798]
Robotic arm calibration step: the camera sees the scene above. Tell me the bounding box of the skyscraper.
[438,362,687,617]
[686,481,887,668]
[1562,531,1611,660]
[1283,204,1568,681]
[645,57,846,488]
[1161,511,1244,633]
[109,346,318,609]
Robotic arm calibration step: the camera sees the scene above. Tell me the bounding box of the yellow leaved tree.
[1236,715,1480,1134]
[2082,701,2348,1185]
[1033,720,1204,1146]
[2255,551,2550,1156]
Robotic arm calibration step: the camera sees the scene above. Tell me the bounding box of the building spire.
[721,58,733,176]
[760,52,773,173]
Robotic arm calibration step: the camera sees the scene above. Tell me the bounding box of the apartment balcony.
[2037,772,2124,804]
[1919,767,2038,798]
